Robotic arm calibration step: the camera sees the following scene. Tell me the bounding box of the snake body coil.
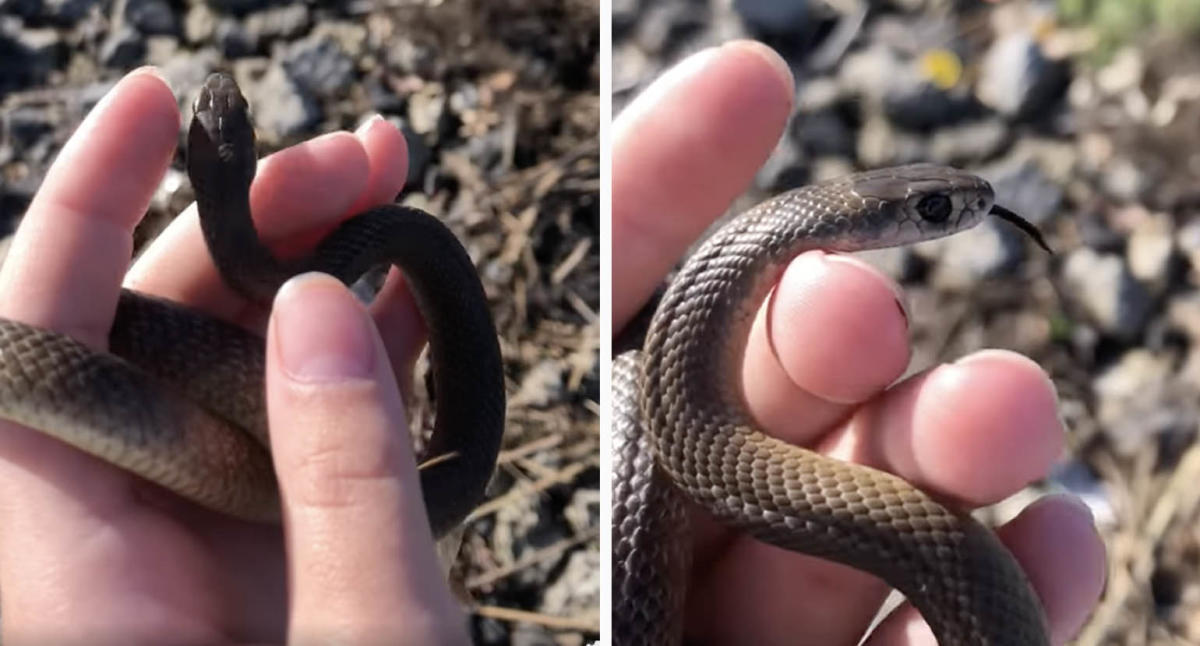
[0,73,505,536]
[613,165,1051,645]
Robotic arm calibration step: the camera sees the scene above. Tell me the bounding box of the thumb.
[266,272,467,645]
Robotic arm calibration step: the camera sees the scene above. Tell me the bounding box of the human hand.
[0,68,465,644]
[613,41,1105,645]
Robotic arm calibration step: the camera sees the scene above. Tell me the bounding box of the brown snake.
[0,73,505,536]
[613,165,1053,645]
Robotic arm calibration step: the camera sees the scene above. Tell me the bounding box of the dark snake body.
[0,73,505,536]
[613,165,1051,645]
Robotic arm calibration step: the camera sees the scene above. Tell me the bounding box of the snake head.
[847,163,1051,253]
[187,72,257,192]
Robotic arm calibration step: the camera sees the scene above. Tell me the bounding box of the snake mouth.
[989,204,1052,253]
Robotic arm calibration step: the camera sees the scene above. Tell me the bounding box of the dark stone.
[214,17,253,58]
[734,0,809,35]
[282,34,355,97]
[99,23,145,68]
[125,0,177,35]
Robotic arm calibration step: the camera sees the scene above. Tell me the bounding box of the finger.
[0,67,179,521]
[840,349,1063,505]
[689,350,1063,642]
[266,274,465,644]
[0,67,178,343]
[612,40,793,329]
[742,252,911,445]
[866,494,1105,646]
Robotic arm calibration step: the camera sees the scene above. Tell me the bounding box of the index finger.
[612,41,794,329]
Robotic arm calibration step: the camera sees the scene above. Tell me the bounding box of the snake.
[0,72,505,537]
[613,164,1054,645]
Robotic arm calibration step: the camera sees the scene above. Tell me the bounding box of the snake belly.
[613,164,1051,645]
[0,72,505,537]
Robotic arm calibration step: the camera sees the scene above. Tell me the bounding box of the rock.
[248,64,320,141]
[634,0,705,54]
[99,23,144,68]
[976,31,1067,119]
[983,159,1063,226]
[926,218,1026,288]
[1100,157,1148,202]
[1127,214,1176,292]
[928,118,1008,164]
[1063,247,1152,340]
[0,0,42,19]
[125,0,177,36]
[214,17,252,58]
[1167,291,1200,342]
[733,0,809,36]
[407,82,446,136]
[42,0,97,24]
[202,0,267,14]
[12,26,62,80]
[792,108,854,158]
[1177,220,1200,283]
[183,2,216,44]
[243,4,310,48]
[4,105,55,152]
[612,0,640,37]
[541,546,600,622]
[282,34,356,97]
[856,114,927,167]
[1093,350,1191,456]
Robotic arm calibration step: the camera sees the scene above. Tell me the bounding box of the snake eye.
[915,194,952,222]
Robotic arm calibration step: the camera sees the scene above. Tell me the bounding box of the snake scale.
[613,164,1053,645]
[0,72,505,537]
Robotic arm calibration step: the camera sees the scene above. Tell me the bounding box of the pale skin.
[613,41,1107,645]
[0,68,467,644]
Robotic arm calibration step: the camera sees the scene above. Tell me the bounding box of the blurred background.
[616,0,1200,643]
[0,0,598,644]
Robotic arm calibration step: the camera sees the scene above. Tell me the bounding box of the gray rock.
[926,218,1026,288]
[635,0,705,54]
[282,34,356,97]
[793,109,854,158]
[13,26,62,78]
[1063,248,1152,340]
[929,119,1008,164]
[243,4,310,48]
[407,82,446,136]
[983,159,1063,226]
[125,0,177,36]
[1093,349,1192,456]
[976,31,1067,119]
[248,65,320,140]
[733,0,809,36]
[5,105,55,152]
[183,2,216,44]
[214,17,252,58]
[1100,157,1147,202]
[1127,214,1175,292]
[99,23,144,68]
[0,0,42,19]
[42,0,97,24]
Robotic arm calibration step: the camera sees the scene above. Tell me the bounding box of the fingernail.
[1047,492,1095,525]
[274,273,375,381]
[823,254,910,327]
[724,40,795,99]
[355,113,384,137]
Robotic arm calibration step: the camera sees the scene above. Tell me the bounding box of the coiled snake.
[0,73,505,537]
[613,165,1053,645]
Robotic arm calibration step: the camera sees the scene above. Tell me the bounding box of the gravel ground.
[616,0,1200,643]
[0,1,599,644]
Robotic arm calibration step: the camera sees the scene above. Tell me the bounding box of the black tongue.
[990,204,1052,253]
